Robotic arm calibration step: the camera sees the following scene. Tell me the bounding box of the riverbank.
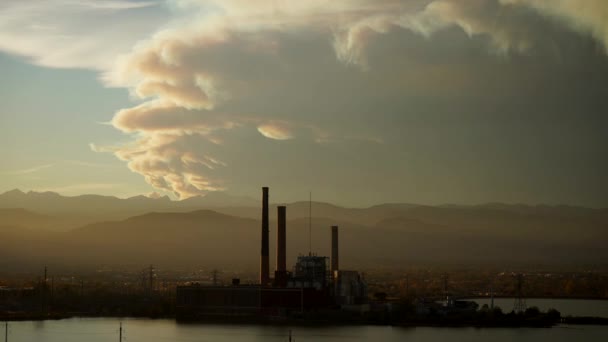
[2,312,607,327]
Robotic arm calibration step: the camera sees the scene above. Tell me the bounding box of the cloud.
[111,101,239,133]
[80,0,608,198]
[0,0,167,70]
[64,160,120,169]
[3,164,53,175]
[146,191,163,199]
[257,122,294,140]
[502,0,608,53]
[89,143,121,153]
[76,0,159,10]
[112,132,227,198]
[333,0,608,65]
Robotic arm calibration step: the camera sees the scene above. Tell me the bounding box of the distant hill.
[0,205,606,271]
[0,189,260,230]
[0,208,53,227]
[0,208,90,232]
[1,189,606,270]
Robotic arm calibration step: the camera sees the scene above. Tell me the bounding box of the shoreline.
[462,296,608,301]
[2,313,607,327]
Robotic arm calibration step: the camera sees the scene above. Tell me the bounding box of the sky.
[0,0,607,207]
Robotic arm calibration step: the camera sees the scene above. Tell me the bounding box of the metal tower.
[513,273,527,313]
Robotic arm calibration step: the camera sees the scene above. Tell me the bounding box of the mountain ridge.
[0,205,606,271]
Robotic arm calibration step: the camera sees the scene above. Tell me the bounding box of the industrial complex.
[176,187,367,319]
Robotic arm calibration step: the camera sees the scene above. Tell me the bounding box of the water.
[469,298,608,318]
[4,299,608,341]
[4,318,607,341]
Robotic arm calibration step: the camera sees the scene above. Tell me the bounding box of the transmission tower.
[212,269,220,286]
[139,265,156,295]
[442,273,452,307]
[149,265,155,294]
[513,273,527,313]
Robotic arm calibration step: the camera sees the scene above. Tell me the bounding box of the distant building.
[334,270,367,305]
[289,255,330,290]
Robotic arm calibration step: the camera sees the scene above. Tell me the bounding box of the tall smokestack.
[331,225,339,275]
[260,187,270,286]
[277,206,287,273]
[274,205,288,287]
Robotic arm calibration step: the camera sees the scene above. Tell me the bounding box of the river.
[4,298,608,341]
[4,318,607,342]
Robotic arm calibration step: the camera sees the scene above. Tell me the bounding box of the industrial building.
[176,187,367,319]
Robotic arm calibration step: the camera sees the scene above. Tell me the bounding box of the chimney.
[331,225,339,275]
[260,187,270,286]
[277,206,287,273]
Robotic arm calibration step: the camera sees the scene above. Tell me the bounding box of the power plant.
[176,187,367,319]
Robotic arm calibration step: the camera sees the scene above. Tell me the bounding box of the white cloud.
[3,164,53,175]
[95,0,608,198]
[112,132,227,198]
[8,0,606,198]
[75,0,159,10]
[146,191,163,199]
[0,0,167,70]
[257,122,294,140]
[89,143,121,153]
[64,160,120,169]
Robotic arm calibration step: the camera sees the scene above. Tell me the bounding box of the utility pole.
[212,269,219,286]
[490,279,494,310]
[149,265,154,294]
[43,266,48,314]
[50,276,54,311]
[308,191,312,256]
[119,321,123,342]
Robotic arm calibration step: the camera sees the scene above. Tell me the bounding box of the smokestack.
[274,205,288,287]
[331,225,339,275]
[260,187,270,286]
[277,206,287,273]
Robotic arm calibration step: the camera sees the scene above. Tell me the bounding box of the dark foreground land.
[2,292,607,328]
[2,310,608,327]
[1,267,607,327]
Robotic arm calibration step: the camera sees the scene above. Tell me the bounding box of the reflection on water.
[5,317,607,342]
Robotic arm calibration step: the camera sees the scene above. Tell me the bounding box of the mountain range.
[0,189,606,271]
